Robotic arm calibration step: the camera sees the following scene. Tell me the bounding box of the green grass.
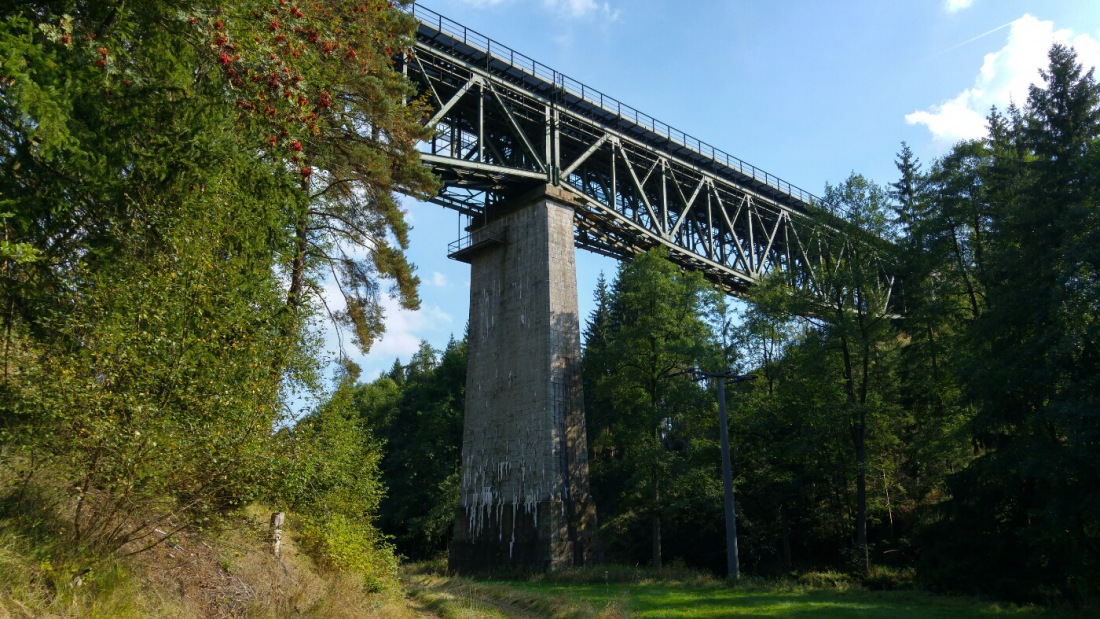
[502,581,1081,618]
[400,563,1089,619]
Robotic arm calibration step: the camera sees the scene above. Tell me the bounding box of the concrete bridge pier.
[448,186,598,573]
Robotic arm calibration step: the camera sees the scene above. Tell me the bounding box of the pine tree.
[583,249,721,569]
[889,141,924,243]
[923,44,1100,601]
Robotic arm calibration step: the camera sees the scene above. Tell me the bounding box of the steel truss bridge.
[402,5,894,298]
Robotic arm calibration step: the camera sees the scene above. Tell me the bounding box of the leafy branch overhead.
[195,0,439,352]
[0,0,436,574]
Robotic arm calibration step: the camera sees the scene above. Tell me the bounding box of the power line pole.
[682,368,755,581]
[716,373,739,581]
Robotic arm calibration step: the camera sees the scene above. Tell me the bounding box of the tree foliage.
[355,337,466,560]
[747,173,901,575]
[572,48,1098,602]
[284,364,399,591]
[583,248,723,569]
[918,44,1100,603]
[0,0,435,573]
[195,0,438,350]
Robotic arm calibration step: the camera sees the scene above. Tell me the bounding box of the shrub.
[796,570,855,590]
[298,512,400,593]
[281,365,399,593]
[863,565,916,591]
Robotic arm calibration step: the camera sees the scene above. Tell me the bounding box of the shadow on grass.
[403,563,1086,619]
[505,582,1082,619]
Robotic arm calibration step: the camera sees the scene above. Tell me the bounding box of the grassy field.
[405,566,1086,619]
[506,582,1077,618]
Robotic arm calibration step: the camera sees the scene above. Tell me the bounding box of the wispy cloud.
[906,14,1100,144]
[456,0,619,20]
[314,278,453,378]
[368,297,454,359]
[543,0,620,21]
[431,271,448,287]
[944,0,975,14]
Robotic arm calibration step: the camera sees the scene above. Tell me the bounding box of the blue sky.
[331,0,1100,382]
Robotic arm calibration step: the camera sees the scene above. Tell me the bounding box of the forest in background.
[361,43,1100,605]
[1,0,1097,613]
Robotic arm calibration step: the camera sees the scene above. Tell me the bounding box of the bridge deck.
[403,4,892,298]
[410,5,818,215]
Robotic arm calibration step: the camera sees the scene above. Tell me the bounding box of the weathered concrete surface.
[449,187,598,573]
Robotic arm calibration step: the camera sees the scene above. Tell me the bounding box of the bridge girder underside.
[404,7,895,300]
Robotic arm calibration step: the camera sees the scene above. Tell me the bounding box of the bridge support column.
[449,186,598,573]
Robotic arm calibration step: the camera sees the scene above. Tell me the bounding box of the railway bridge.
[400,4,894,573]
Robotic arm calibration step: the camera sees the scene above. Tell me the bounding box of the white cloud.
[456,0,619,20]
[944,0,975,14]
[431,271,448,287]
[315,279,452,372]
[543,0,620,20]
[906,15,1100,144]
[369,297,454,358]
[905,96,990,144]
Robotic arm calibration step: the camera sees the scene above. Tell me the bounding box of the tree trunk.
[883,469,896,543]
[857,336,872,575]
[651,473,662,569]
[855,429,869,574]
[950,226,981,319]
[840,332,870,575]
[780,505,792,571]
[285,206,309,319]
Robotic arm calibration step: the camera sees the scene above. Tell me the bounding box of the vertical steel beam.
[706,184,715,260]
[552,108,561,184]
[611,139,618,213]
[478,81,485,162]
[661,160,669,238]
[545,104,553,182]
[747,199,757,275]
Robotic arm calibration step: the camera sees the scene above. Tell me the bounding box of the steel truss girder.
[405,6,894,300]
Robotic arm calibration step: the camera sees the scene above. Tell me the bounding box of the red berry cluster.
[195,0,407,178]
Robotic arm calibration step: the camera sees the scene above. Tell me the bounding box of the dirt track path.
[403,573,540,619]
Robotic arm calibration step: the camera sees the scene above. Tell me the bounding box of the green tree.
[889,141,924,244]
[194,0,438,352]
[582,273,616,467]
[882,143,980,554]
[358,337,466,559]
[733,324,856,571]
[284,362,399,592]
[923,44,1100,602]
[1,1,298,550]
[583,248,721,569]
[0,0,435,564]
[730,293,860,572]
[754,173,899,574]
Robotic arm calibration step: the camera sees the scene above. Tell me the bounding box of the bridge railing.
[407,3,821,209]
